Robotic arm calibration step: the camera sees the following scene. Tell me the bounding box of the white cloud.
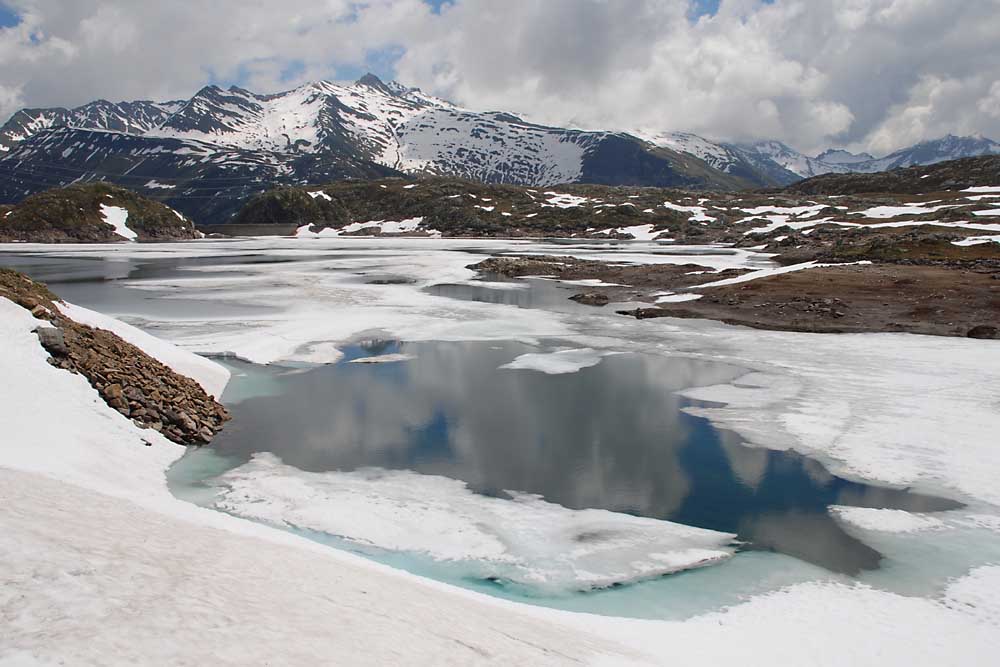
[0,0,998,156]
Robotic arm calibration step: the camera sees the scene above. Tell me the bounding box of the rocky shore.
[0,268,229,444]
[621,263,1000,339]
[468,248,1000,338]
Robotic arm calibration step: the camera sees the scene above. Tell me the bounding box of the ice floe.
[830,507,947,533]
[208,453,737,592]
[348,353,416,364]
[499,347,618,374]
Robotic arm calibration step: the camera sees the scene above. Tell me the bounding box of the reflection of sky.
[212,341,960,574]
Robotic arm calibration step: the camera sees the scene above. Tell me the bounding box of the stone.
[35,326,68,355]
[569,292,611,307]
[967,325,1000,340]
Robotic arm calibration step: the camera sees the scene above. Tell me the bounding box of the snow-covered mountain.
[0,75,753,222]
[2,74,998,223]
[851,135,1000,173]
[0,99,183,152]
[815,149,876,166]
[648,133,1000,183]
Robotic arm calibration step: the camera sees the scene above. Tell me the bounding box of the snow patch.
[656,293,704,304]
[100,204,136,241]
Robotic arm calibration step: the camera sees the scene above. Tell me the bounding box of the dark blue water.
[201,339,960,576]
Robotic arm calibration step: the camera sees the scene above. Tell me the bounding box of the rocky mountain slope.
[0,75,751,224]
[0,99,184,153]
[232,155,1000,242]
[0,182,201,242]
[2,75,996,223]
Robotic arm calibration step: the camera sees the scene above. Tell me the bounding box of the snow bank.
[209,453,736,592]
[656,293,704,304]
[618,224,660,241]
[953,235,1000,246]
[499,348,617,374]
[57,301,229,398]
[100,204,136,241]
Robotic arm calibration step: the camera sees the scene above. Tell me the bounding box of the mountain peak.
[356,73,391,90]
[816,148,875,165]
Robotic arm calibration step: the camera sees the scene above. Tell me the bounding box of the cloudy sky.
[0,0,998,156]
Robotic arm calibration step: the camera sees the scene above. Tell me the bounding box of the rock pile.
[1,268,229,445]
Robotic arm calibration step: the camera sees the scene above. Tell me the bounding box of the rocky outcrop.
[0,182,201,243]
[0,268,229,444]
[569,292,611,306]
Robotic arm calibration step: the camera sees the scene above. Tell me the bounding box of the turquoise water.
[168,339,961,618]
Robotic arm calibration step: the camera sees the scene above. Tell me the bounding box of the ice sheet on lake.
[830,507,947,533]
[285,341,345,365]
[5,241,1000,663]
[499,348,618,374]
[209,453,736,592]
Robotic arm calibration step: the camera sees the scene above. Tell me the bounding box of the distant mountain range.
[643,131,1000,182]
[1,74,997,223]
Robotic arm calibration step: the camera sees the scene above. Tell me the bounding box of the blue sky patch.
[0,2,21,28]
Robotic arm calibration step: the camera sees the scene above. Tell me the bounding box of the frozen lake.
[3,237,998,620]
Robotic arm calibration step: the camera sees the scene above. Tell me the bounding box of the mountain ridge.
[1,74,997,224]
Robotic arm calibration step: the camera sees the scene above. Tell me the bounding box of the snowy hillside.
[144,78,612,186]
